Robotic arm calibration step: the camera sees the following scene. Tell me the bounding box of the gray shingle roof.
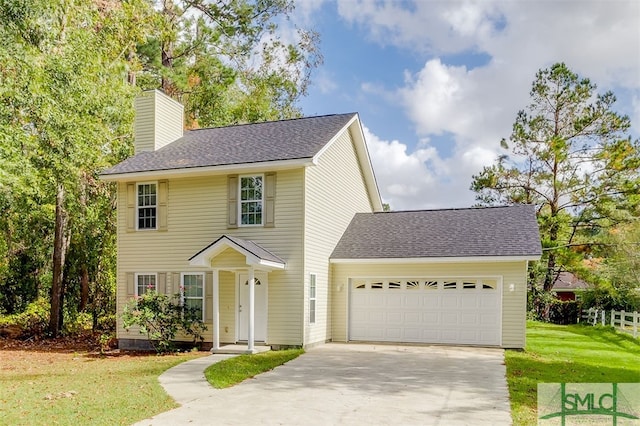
[102,113,357,175]
[330,205,542,259]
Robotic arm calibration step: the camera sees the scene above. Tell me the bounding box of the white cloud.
[314,69,338,94]
[341,0,640,209]
[292,0,328,26]
[335,0,640,91]
[362,126,483,210]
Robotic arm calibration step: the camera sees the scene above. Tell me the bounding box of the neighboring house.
[552,272,591,301]
[101,90,541,351]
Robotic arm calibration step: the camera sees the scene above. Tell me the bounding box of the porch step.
[211,344,271,355]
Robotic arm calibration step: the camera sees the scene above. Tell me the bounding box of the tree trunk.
[161,0,175,95]
[48,185,69,337]
[544,252,556,292]
[80,265,89,312]
[127,49,136,86]
[543,219,559,292]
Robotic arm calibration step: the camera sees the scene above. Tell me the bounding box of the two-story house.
[101,90,541,351]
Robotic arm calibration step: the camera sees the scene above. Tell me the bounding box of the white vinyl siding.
[116,169,304,345]
[181,273,204,321]
[331,261,528,349]
[135,273,157,296]
[303,127,373,345]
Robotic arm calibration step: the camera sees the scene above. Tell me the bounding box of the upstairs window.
[137,183,157,229]
[240,175,263,226]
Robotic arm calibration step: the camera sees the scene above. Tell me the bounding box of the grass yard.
[0,346,205,426]
[205,348,304,388]
[505,321,640,425]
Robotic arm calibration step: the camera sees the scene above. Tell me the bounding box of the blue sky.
[290,0,640,211]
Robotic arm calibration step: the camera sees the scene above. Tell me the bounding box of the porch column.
[248,266,255,352]
[212,268,220,351]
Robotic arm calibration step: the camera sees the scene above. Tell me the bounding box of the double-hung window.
[136,273,157,296]
[240,175,263,226]
[181,273,204,321]
[309,274,316,324]
[137,182,157,230]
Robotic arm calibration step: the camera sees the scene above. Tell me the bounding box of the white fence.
[579,308,640,338]
[610,310,640,338]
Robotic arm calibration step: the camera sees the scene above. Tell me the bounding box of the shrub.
[0,298,50,338]
[96,313,116,332]
[63,312,93,335]
[527,285,557,321]
[121,291,206,354]
[581,285,640,312]
[548,299,581,325]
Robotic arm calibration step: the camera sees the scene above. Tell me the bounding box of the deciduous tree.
[0,0,152,335]
[136,0,321,127]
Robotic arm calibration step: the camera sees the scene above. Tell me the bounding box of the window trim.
[134,272,157,297]
[181,272,205,321]
[309,273,317,324]
[136,181,158,231]
[238,174,264,227]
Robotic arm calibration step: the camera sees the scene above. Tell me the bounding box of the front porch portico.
[189,235,286,353]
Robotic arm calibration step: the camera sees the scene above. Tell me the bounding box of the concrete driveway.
[135,343,512,425]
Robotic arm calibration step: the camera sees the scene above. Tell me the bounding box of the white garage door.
[349,278,501,346]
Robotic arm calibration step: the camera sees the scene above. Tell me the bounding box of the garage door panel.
[439,330,459,342]
[442,312,459,324]
[441,295,460,309]
[369,294,386,307]
[350,276,502,346]
[387,312,403,324]
[404,295,420,308]
[479,313,499,326]
[386,328,402,339]
[366,326,385,339]
[422,312,439,324]
[351,310,369,322]
[386,294,402,307]
[369,311,384,322]
[421,329,440,340]
[458,329,480,341]
[480,330,500,342]
[404,312,421,324]
[421,295,439,308]
[460,312,479,325]
[460,295,479,308]
[403,328,422,340]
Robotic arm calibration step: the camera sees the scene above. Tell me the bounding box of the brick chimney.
[133,90,184,154]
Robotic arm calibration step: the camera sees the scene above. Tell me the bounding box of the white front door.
[238,272,268,342]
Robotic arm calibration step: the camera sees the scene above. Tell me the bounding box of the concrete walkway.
[135,343,512,426]
[155,353,238,405]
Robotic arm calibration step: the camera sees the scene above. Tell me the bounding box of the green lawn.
[0,349,205,426]
[205,348,303,388]
[505,321,640,425]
